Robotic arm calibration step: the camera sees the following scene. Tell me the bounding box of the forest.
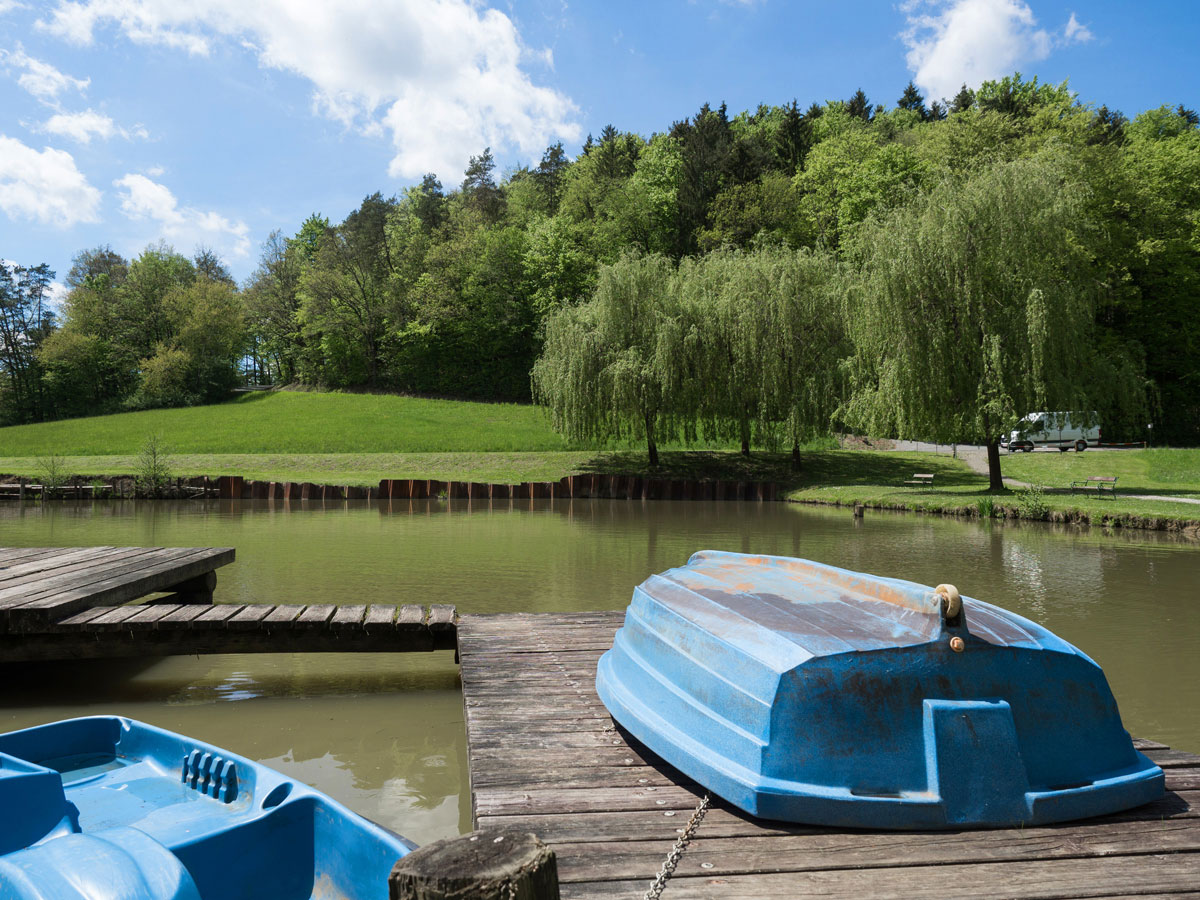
[2,74,1198,449]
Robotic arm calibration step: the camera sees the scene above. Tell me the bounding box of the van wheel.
[1022,447,1032,453]
[1058,446,1069,452]
[1075,440,1087,452]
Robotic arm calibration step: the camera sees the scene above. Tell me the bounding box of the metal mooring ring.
[935,583,962,619]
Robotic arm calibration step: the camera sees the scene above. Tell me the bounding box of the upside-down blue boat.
[596,551,1164,829]
[0,716,414,900]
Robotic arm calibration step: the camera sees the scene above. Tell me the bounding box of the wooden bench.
[1071,476,1118,498]
[903,473,935,489]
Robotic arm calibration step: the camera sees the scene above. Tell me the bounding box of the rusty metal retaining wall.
[213,475,778,502]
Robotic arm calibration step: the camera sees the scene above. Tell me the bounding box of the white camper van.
[1008,412,1101,452]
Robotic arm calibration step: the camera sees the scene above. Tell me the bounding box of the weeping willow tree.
[531,253,682,466]
[840,153,1129,489]
[674,248,844,461]
[534,248,846,466]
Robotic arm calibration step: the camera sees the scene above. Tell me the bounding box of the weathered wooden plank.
[330,604,367,632]
[428,604,457,632]
[226,604,276,630]
[87,604,153,631]
[476,784,704,818]
[0,626,452,660]
[0,548,67,567]
[53,605,122,628]
[544,817,1200,884]
[156,604,213,626]
[123,604,187,629]
[557,853,1200,899]
[0,547,191,601]
[4,547,235,627]
[192,604,245,626]
[363,605,397,631]
[0,546,123,586]
[397,605,425,627]
[261,604,305,628]
[476,792,1200,846]
[295,604,337,626]
[0,547,154,601]
[1144,749,1200,769]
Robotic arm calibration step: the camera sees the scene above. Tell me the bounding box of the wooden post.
[389,830,559,900]
[168,570,217,604]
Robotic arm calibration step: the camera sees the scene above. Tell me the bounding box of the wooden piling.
[389,830,559,900]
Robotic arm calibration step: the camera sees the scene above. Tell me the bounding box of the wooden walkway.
[0,546,234,630]
[458,611,1200,899]
[0,547,456,661]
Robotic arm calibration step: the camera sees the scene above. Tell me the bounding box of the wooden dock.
[0,547,456,662]
[458,611,1200,899]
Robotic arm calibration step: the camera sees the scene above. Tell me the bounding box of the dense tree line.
[2,74,1197,448]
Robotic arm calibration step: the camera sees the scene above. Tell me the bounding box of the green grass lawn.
[1000,448,1200,497]
[787,448,1200,529]
[0,391,570,455]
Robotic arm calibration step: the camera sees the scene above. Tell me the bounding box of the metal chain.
[643,793,711,900]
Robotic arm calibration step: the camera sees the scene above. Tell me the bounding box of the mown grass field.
[0,391,570,455]
[1000,447,1200,496]
[1,392,1197,531]
[789,448,1200,528]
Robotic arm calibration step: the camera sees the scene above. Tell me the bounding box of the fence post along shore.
[388,830,560,900]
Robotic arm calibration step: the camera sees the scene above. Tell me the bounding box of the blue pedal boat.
[0,716,414,900]
[596,551,1164,829]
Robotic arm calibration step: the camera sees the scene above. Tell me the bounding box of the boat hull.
[596,551,1164,829]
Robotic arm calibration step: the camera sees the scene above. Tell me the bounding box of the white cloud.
[902,0,1056,102]
[114,173,251,258]
[1063,12,1093,44]
[0,135,102,227]
[38,0,581,181]
[0,47,89,103]
[40,109,149,143]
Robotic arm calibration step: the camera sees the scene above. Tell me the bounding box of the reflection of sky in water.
[189,671,260,702]
[2,497,1199,841]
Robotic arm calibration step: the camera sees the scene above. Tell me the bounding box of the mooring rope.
[643,792,711,900]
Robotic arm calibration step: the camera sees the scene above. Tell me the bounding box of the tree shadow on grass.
[574,449,988,492]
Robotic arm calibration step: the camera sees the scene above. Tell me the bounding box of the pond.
[1,498,1198,846]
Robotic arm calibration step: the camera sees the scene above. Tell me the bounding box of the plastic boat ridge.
[595,550,1164,829]
[0,716,414,899]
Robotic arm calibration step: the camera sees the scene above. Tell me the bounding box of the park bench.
[1071,476,1118,498]
[903,473,935,489]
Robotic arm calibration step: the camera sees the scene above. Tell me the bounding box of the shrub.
[1015,482,1049,520]
[35,454,70,498]
[135,435,174,497]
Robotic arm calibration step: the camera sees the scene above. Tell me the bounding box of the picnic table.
[903,473,935,488]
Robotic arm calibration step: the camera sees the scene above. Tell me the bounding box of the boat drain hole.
[261,783,292,809]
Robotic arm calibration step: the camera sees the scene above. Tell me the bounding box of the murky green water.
[2,499,1198,844]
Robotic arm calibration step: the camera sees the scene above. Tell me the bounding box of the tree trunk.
[791,440,802,471]
[986,439,1003,491]
[645,414,659,468]
[740,420,751,456]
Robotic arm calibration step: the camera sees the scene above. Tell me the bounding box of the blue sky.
[1,0,1197,290]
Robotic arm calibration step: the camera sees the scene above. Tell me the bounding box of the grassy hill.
[0,391,569,456]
